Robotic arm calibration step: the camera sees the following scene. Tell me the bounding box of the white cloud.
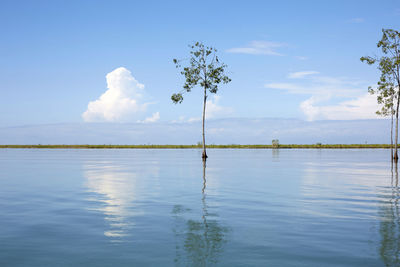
[226,41,286,56]
[171,116,187,123]
[187,95,234,122]
[139,112,160,123]
[266,72,380,121]
[288,71,319,79]
[265,75,364,96]
[82,67,151,122]
[300,93,379,121]
[187,117,201,122]
[265,82,303,91]
[206,95,234,118]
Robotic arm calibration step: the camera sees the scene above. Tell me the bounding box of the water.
[0,149,398,266]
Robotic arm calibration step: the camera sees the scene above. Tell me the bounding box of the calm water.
[0,149,399,266]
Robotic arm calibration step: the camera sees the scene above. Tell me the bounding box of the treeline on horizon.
[0,144,392,149]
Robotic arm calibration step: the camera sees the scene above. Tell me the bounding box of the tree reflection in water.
[172,160,229,266]
[380,162,400,266]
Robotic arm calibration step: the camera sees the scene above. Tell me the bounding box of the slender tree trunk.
[391,111,394,161]
[202,159,206,193]
[395,91,400,162]
[202,87,207,160]
[396,160,399,187]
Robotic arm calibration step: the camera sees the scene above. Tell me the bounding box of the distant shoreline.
[0,144,392,149]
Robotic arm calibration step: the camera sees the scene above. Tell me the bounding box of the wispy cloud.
[295,56,308,60]
[226,41,286,56]
[349,18,365,23]
[82,67,153,122]
[265,83,303,91]
[265,75,363,96]
[288,71,319,79]
[265,72,379,121]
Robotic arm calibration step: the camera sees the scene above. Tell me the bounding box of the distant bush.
[272,139,279,148]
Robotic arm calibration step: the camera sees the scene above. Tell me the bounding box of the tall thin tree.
[368,80,396,160]
[361,29,400,161]
[172,42,231,160]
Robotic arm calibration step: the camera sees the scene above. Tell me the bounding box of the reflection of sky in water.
[172,163,229,266]
[2,149,399,266]
[83,160,159,240]
[300,160,392,220]
[379,179,400,267]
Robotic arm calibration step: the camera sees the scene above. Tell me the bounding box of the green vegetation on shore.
[0,144,392,149]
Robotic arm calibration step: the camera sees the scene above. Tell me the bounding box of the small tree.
[172,42,231,160]
[272,139,279,148]
[361,29,400,161]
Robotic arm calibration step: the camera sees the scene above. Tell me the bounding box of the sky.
[0,0,399,143]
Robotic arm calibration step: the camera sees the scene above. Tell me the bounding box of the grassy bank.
[0,144,392,149]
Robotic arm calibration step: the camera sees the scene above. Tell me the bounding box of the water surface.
[0,149,398,266]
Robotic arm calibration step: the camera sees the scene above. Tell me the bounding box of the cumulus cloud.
[206,95,234,118]
[82,67,151,122]
[139,112,160,123]
[300,93,379,121]
[226,41,286,56]
[266,72,380,121]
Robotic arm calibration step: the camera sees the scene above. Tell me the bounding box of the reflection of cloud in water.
[302,162,389,192]
[83,160,159,240]
[300,161,391,219]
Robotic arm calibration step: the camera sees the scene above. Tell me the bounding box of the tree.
[361,29,400,161]
[272,139,279,148]
[172,42,231,160]
[369,84,396,160]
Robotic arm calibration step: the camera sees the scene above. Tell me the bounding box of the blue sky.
[0,0,399,128]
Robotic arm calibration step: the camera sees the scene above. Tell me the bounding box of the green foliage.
[171,42,231,104]
[272,139,279,148]
[171,93,183,104]
[361,29,400,117]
